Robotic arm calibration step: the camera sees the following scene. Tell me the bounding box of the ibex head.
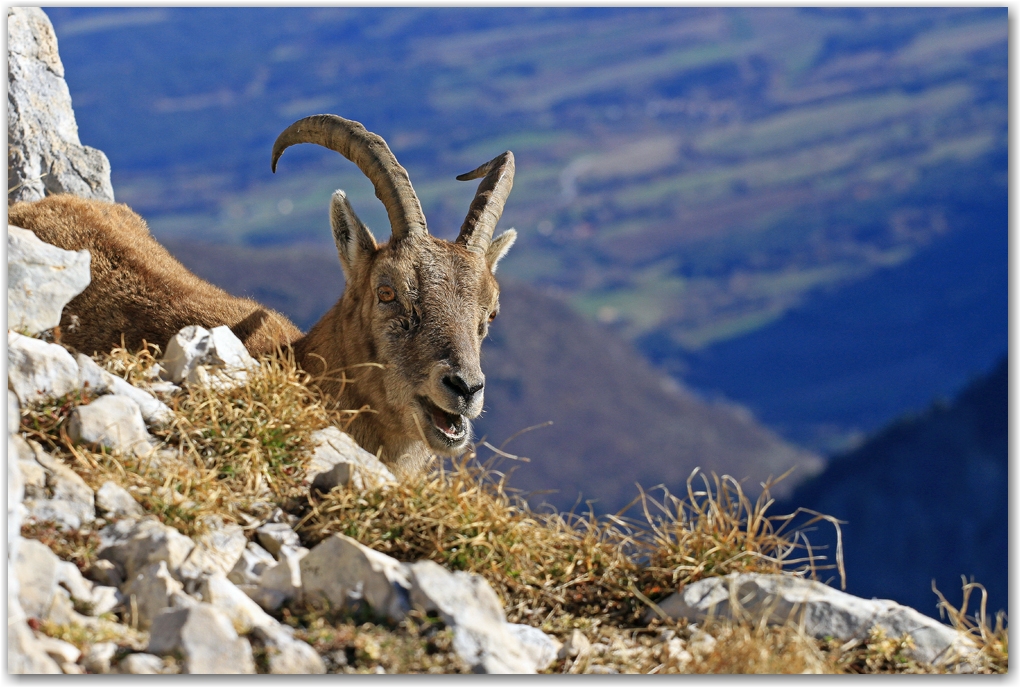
[273,115,516,466]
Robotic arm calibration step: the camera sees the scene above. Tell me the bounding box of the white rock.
[86,559,123,588]
[36,635,81,664]
[178,519,248,581]
[248,546,306,613]
[95,480,145,518]
[9,389,20,433]
[7,225,91,336]
[256,522,301,559]
[83,641,118,674]
[9,436,26,562]
[148,603,256,674]
[122,560,192,630]
[117,653,164,674]
[306,426,397,493]
[301,533,411,621]
[97,517,196,581]
[67,394,154,457]
[228,541,277,586]
[55,559,93,604]
[200,574,326,674]
[88,585,122,618]
[7,622,61,674]
[14,538,61,619]
[7,331,80,404]
[653,573,976,666]
[507,623,561,671]
[161,325,255,387]
[23,498,86,530]
[559,628,591,659]
[7,7,114,204]
[75,353,173,426]
[407,560,537,673]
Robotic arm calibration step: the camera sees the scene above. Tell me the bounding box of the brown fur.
[8,193,515,475]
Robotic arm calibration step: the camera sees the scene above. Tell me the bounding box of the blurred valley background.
[43,7,1007,616]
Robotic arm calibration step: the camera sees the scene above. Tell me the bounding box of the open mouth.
[419,396,467,444]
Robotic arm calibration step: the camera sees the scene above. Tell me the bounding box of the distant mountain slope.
[642,153,1007,453]
[475,282,822,514]
[162,240,822,515]
[778,356,1007,617]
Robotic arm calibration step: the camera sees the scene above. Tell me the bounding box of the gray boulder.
[178,519,248,581]
[121,560,194,630]
[95,480,145,518]
[161,324,255,387]
[256,522,301,558]
[7,7,114,204]
[7,331,80,404]
[652,572,976,667]
[67,394,154,457]
[7,225,91,336]
[148,603,256,674]
[300,533,411,621]
[247,545,306,613]
[407,560,538,673]
[8,390,20,434]
[201,574,326,674]
[228,541,276,587]
[306,426,397,494]
[14,537,61,619]
[97,517,196,581]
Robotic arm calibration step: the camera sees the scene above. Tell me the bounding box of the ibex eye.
[488,311,497,323]
[377,286,396,303]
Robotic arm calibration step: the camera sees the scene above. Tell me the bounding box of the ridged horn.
[455,151,515,253]
[272,114,427,241]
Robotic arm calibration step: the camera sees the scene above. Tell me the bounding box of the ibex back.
[8,114,517,476]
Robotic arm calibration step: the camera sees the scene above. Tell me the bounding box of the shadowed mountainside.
[778,356,1008,618]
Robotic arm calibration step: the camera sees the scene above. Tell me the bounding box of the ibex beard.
[8,113,517,478]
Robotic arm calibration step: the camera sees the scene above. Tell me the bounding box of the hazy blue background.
[42,7,1007,617]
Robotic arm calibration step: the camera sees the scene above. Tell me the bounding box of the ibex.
[8,114,517,476]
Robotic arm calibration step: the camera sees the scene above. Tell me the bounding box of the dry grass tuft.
[933,578,1008,673]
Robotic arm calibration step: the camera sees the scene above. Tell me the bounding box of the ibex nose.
[443,373,484,402]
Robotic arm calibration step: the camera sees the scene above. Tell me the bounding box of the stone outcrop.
[7,7,114,204]
[651,572,977,666]
[7,225,90,335]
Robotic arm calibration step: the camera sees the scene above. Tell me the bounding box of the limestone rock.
[35,635,81,665]
[8,436,26,561]
[247,546,306,613]
[7,225,91,336]
[24,498,88,531]
[117,653,165,674]
[14,537,60,619]
[97,517,196,581]
[83,642,118,674]
[122,560,193,630]
[9,389,20,434]
[507,623,562,671]
[228,541,276,587]
[7,7,114,204]
[201,574,326,674]
[7,621,61,674]
[178,519,248,581]
[148,603,256,674]
[86,559,123,588]
[7,331,79,404]
[306,426,397,494]
[301,533,411,621]
[407,560,537,673]
[67,394,154,457]
[95,480,145,518]
[161,325,255,387]
[653,573,976,667]
[558,628,591,659]
[256,522,301,559]
[75,353,173,426]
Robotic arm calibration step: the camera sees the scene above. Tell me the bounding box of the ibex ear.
[485,228,516,274]
[330,190,378,274]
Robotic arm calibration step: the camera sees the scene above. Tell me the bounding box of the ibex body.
[8,115,517,475]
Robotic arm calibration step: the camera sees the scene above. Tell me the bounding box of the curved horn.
[272,114,427,241]
[455,151,514,254]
